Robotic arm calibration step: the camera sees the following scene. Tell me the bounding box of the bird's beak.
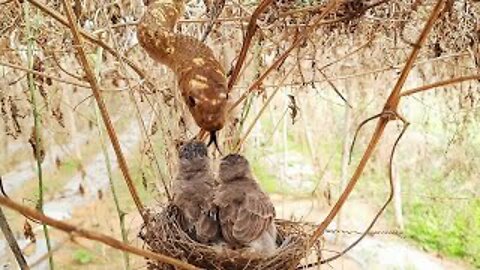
[207,130,222,155]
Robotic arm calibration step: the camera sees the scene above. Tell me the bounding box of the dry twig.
[60,0,144,216]
[230,0,342,112]
[25,0,158,93]
[401,74,480,97]
[0,196,199,270]
[227,0,273,91]
[0,206,30,269]
[303,0,446,264]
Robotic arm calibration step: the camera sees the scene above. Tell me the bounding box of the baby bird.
[172,141,219,243]
[214,154,278,255]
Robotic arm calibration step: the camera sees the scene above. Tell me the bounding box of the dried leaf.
[52,105,65,128]
[79,184,85,195]
[287,94,299,125]
[28,128,45,163]
[142,170,148,190]
[23,220,36,243]
[55,157,62,168]
[150,119,158,136]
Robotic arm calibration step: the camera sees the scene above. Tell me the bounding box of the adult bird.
[214,154,278,255]
[172,141,219,243]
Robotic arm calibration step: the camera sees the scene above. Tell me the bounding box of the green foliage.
[251,158,278,194]
[73,249,93,265]
[405,199,480,268]
[61,160,81,174]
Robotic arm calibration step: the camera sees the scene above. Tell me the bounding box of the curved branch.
[304,0,445,259]
[61,0,144,216]
[0,207,30,269]
[0,61,90,88]
[319,120,409,265]
[401,74,480,97]
[227,0,273,91]
[0,196,199,270]
[348,112,384,164]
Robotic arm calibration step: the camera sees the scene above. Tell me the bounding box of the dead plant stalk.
[229,0,342,112]
[99,7,172,201]
[0,207,30,269]
[25,0,159,94]
[305,0,446,258]
[0,197,199,270]
[60,0,144,217]
[24,2,54,269]
[92,47,130,270]
[227,0,273,91]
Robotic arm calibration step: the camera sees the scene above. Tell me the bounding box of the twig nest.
[139,204,321,270]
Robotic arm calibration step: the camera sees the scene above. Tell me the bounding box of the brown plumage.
[137,0,229,138]
[172,141,219,243]
[214,154,278,255]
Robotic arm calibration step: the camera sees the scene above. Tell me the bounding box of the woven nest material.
[139,204,322,270]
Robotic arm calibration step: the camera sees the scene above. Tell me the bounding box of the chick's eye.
[187,96,196,107]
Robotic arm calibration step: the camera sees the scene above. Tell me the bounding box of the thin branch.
[257,52,469,88]
[0,196,200,270]
[0,60,130,92]
[317,69,352,108]
[235,66,295,151]
[298,119,409,269]
[92,45,130,270]
[227,0,273,91]
[0,206,30,270]
[24,2,54,268]
[0,0,14,5]
[320,121,409,265]
[305,0,445,257]
[25,0,158,93]
[229,0,342,112]
[50,51,85,81]
[201,0,226,42]
[401,74,480,97]
[100,7,172,201]
[386,2,446,108]
[0,61,90,88]
[60,0,144,216]
[318,37,376,71]
[348,112,384,164]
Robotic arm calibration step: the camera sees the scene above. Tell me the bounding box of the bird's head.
[218,153,252,183]
[182,62,229,133]
[177,140,209,172]
[179,61,229,154]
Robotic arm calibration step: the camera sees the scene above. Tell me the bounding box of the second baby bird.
[214,154,278,255]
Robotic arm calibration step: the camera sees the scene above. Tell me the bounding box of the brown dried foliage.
[140,204,319,270]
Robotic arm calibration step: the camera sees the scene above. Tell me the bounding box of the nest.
[139,204,322,270]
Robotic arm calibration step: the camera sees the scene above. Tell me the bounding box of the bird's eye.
[187,96,196,107]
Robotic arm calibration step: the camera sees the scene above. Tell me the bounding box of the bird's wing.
[195,184,219,243]
[214,187,240,245]
[195,205,219,242]
[232,191,275,244]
